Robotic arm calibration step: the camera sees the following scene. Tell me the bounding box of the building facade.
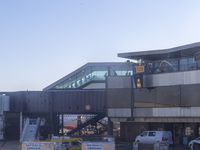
[1,42,200,145]
[108,42,200,144]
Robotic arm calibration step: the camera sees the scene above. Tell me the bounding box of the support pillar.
[108,118,113,135]
[61,114,64,136]
[20,112,23,137]
[57,114,60,135]
[50,93,54,135]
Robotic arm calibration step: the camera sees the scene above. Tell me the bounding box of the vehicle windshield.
[195,137,200,140]
[140,131,147,137]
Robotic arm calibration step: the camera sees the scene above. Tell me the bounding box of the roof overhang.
[118,42,200,61]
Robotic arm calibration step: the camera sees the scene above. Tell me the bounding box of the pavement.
[0,140,20,150]
[115,143,190,150]
[0,140,190,150]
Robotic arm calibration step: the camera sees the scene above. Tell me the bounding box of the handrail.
[20,118,30,142]
[34,117,41,140]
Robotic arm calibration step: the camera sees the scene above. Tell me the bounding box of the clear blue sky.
[1,0,200,91]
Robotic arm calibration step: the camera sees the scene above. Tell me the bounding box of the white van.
[135,131,173,144]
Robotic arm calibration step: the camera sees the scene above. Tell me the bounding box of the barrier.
[20,137,83,150]
[133,141,169,150]
[21,142,54,150]
[82,141,115,150]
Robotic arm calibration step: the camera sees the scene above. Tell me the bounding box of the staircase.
[20,117,41,142]
[67,114,106,136]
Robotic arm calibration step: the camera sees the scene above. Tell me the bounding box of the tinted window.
[140,131,147,137]
[180,58,188,71]
[149,132,156,136]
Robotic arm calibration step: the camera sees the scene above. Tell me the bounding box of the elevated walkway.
[43,62,134,90]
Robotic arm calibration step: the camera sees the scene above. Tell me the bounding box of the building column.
[108,118,113,135]
[61,114,64,136]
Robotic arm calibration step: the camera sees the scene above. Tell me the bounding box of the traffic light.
[134,74,143,88]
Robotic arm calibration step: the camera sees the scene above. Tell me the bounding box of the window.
[198,127,200,136]
[149,132,156,136]
[198,60,200,69]
[140,131,147,137]
[169,60,178,71]
[180,58,188,71]
[185,127,191,136]
[188,58,197,70]
[110,65,133,76]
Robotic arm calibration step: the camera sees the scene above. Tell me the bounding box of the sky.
[1,0,200,91]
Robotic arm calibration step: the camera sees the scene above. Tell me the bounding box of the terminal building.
[1,42,200,144]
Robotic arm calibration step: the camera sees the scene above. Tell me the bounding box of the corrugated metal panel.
[51,90,106,114]
[0,92,26,113]
[25,91,50,113]
[2,90,105,114]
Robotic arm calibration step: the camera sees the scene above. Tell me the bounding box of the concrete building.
[108,42,200,144]
[1,42,200,145]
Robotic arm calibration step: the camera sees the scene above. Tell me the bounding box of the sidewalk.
[115,143,190,150]
[0,140,20,150]
[0,140,190,150]
[169,144,189,150]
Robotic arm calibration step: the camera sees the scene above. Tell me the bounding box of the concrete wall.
[107,76,132,109]
[144,70,200,87]
[109,107,200,120]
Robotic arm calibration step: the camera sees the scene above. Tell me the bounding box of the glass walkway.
[43,62,135,90]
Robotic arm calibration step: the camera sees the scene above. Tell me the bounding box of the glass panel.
[53,67,92,89]
[149,132,156,136]
[141,131,147,137]
[76,67,92,87]
[52,66,110,89]
[91,66,108,80]
[146,62,154,74]
[111,66,120,76]
[185,127,191,136]
[154,61,162,73]
[198,60,200,69]
[180,58,188,71]
[188,58,197,70]
[198,127,200,136]
[169,60,178,71]
[110,66,133,76]
[53,75,77,89]
[67,76,77,89]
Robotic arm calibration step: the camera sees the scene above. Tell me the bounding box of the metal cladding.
[0,90,106,114]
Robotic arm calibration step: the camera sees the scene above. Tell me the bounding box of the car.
[135,131,173,144]
[188,137,200,149]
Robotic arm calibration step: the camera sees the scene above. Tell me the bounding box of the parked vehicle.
[188,137,200,150]
[135,131,173,144]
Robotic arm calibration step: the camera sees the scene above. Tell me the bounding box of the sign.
[136,66,144,73]
[195,52,200,61]
[85,105,91,111]
[25,144,42,150]
[86,144,103,150]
